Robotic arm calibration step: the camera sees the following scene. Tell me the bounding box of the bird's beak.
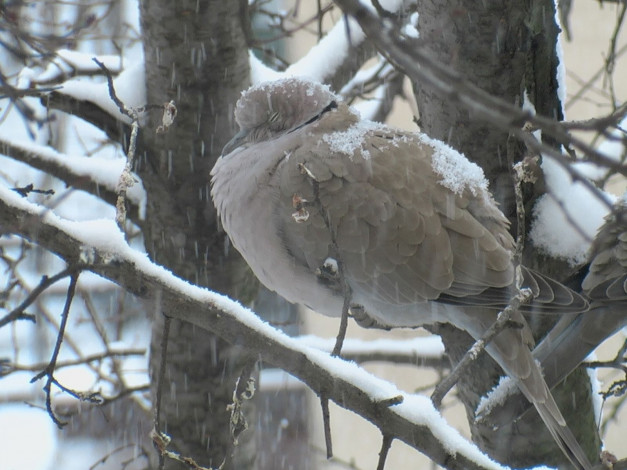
[221,128,249,156]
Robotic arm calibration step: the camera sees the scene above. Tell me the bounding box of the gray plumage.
[211,77,592,469]
[534,198,627,389]
[483,198,626,434]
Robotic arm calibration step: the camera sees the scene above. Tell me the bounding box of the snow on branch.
[42,62,146,144]
[52,62,146,125]
[0,185,507,470]
[0,138,145,221]
[333,0,627,184]
[29,49,122,85]
[250,0,405,89]
[297,334,447,367]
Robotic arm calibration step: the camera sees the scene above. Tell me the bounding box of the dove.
[211,77,593,469]
[537,198,626,387]
[485,198,626,427]
[489,195,627,424]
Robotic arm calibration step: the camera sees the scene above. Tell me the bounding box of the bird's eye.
[268,111,280,122]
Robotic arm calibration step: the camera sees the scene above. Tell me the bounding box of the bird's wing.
[274,121,516,309]
[479,201,627,431]
[537,203,627,383]
[583,210,627,303]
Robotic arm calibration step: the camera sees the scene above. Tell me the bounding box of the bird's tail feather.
[484,315,593,470]
[518,364,593,470]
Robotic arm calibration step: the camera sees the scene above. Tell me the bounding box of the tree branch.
[0,186,506,470]
[0,138,143,222]
[333,0,627,182]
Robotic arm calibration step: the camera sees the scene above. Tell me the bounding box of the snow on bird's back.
[419,133,488,196]
[322,119,389,160]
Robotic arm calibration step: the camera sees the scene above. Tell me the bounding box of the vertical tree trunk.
[414,1,600,467]
[139,1,256,468]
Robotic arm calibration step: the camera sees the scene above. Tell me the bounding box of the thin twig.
[376,434,394,470]
[154,315,171,436]
[430,289,532,409]
[30,272,80,428]
[0,265,83,328]
[321,394,333,458]
[89,443,148,470]
[92,57,140,234]
[6,349,145,373]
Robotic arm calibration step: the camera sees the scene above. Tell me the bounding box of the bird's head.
[222,77,339,156]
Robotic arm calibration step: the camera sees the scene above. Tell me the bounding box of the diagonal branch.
[0,186,507,470]
[0,138,143,222]
[332,0,627,185]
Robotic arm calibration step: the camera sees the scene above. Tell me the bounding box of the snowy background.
[0,1,625,469]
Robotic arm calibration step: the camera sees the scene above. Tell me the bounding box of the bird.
[537,198,626,386]
[211,77,593,469]
[483,197,627,426]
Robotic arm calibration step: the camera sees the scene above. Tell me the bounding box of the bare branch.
[321,395,333,458]
[30,272,80,428]
[376,434,394,470]
[0,265,82,329]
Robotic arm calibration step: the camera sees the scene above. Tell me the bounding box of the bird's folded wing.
[275,126,517,308]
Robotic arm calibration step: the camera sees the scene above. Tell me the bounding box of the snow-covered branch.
[333,0,627,181]
[0,138,144,222]
[0,185,506,470]
[298,334,447,367]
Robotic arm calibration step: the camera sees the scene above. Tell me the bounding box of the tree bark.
[414,1,600,467]
[139,1,256,468]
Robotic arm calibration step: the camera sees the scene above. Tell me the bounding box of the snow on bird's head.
[234,77,338,135]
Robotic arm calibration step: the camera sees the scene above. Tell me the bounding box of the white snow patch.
[59,62,146,124]
[394,395,509,470]
[475,375,518,418]
[0,404,56,470]
[553,1,567,109]
[298,335,445,358]
[322,119,387,159]
[0,139,146,213]
[419,134,489,195]
[250,0,404,85]
[530,157,613,265]
[402,12,420,38]
[285,16,364,82]
[249,52,283,84]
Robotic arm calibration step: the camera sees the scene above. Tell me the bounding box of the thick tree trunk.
[414,1,600,467]
[139,1,256,468]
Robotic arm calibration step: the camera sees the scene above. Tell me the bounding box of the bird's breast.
[213,146,347,318]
